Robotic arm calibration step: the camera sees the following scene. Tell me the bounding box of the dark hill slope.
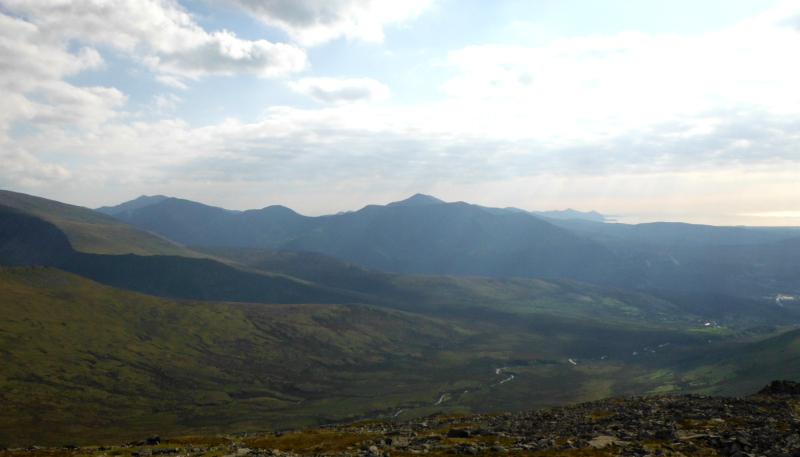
[0,205,365,304]
[61,253,364,304]
[0,205,74,266]
[0,190,198,256]
[1,204,709,327]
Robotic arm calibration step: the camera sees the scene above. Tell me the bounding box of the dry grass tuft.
[244,429,379,453]
[165,436,230,447]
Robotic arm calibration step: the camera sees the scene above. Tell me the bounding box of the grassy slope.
[0,204,373,305]
[0,267,468,446]
[683,327,800,395]
[0,190,199,256]
[4,267,799,447]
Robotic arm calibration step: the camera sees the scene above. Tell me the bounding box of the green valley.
[2,190,800,447]
[2,266,800,447]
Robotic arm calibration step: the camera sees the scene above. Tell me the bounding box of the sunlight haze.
[1,0,798,225]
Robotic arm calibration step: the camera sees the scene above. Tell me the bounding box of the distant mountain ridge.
[106,193,800,298]
[111,195,628,285]
[476,205,607,222]
[101,193,607,221]
[532,208,607,222]
[95,194,169,215]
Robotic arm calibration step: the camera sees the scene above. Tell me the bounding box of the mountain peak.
[95,195,169,216]
[386,193,445,207]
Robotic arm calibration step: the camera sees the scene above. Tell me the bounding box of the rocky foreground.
[3,381,800,457]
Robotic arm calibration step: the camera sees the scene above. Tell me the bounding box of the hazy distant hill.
[487,206,606,222]
[544,218,791,246]
[193,245,799,326]
[538,217,800,298]
[95,194,169,215]
[113,195,629,284]
[0,203,690,323]
[10,187,800,300]
[112,197,315,248]
[15,193,791,329]
[280,202,623,282]
[473,205,606,222]
[108,194,800,297]
[532,208,607,221]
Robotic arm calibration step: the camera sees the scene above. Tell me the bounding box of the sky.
[1,0,799,225]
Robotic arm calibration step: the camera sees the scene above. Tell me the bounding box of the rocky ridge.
[3,381,799,457]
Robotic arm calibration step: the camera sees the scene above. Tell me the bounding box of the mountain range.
[106,192,800,299]
[1,188,800,446]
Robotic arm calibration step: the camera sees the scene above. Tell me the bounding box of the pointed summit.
[386,193,446,207]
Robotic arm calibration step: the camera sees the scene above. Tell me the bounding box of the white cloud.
[155,74,189,89]
[290,77,390,103]
[149,93,183,114]
[4,2,800,223]
[154,31,307,78]
[7,92,799,222]
[0,14,103,90]
[440,9,800,128]
[0,12,125,130]
[0,0,307,141]
[0,146,70,187]
[217,0,431,45]
[1,0,308,80]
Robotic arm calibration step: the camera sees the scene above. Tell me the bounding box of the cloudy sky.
[2,0,799,225]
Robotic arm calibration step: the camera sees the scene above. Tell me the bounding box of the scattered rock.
[5,380,800,457]
[145,436,161,446]
[758,380,800,396]
[588,435,621,449]
[447,429,470,438]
